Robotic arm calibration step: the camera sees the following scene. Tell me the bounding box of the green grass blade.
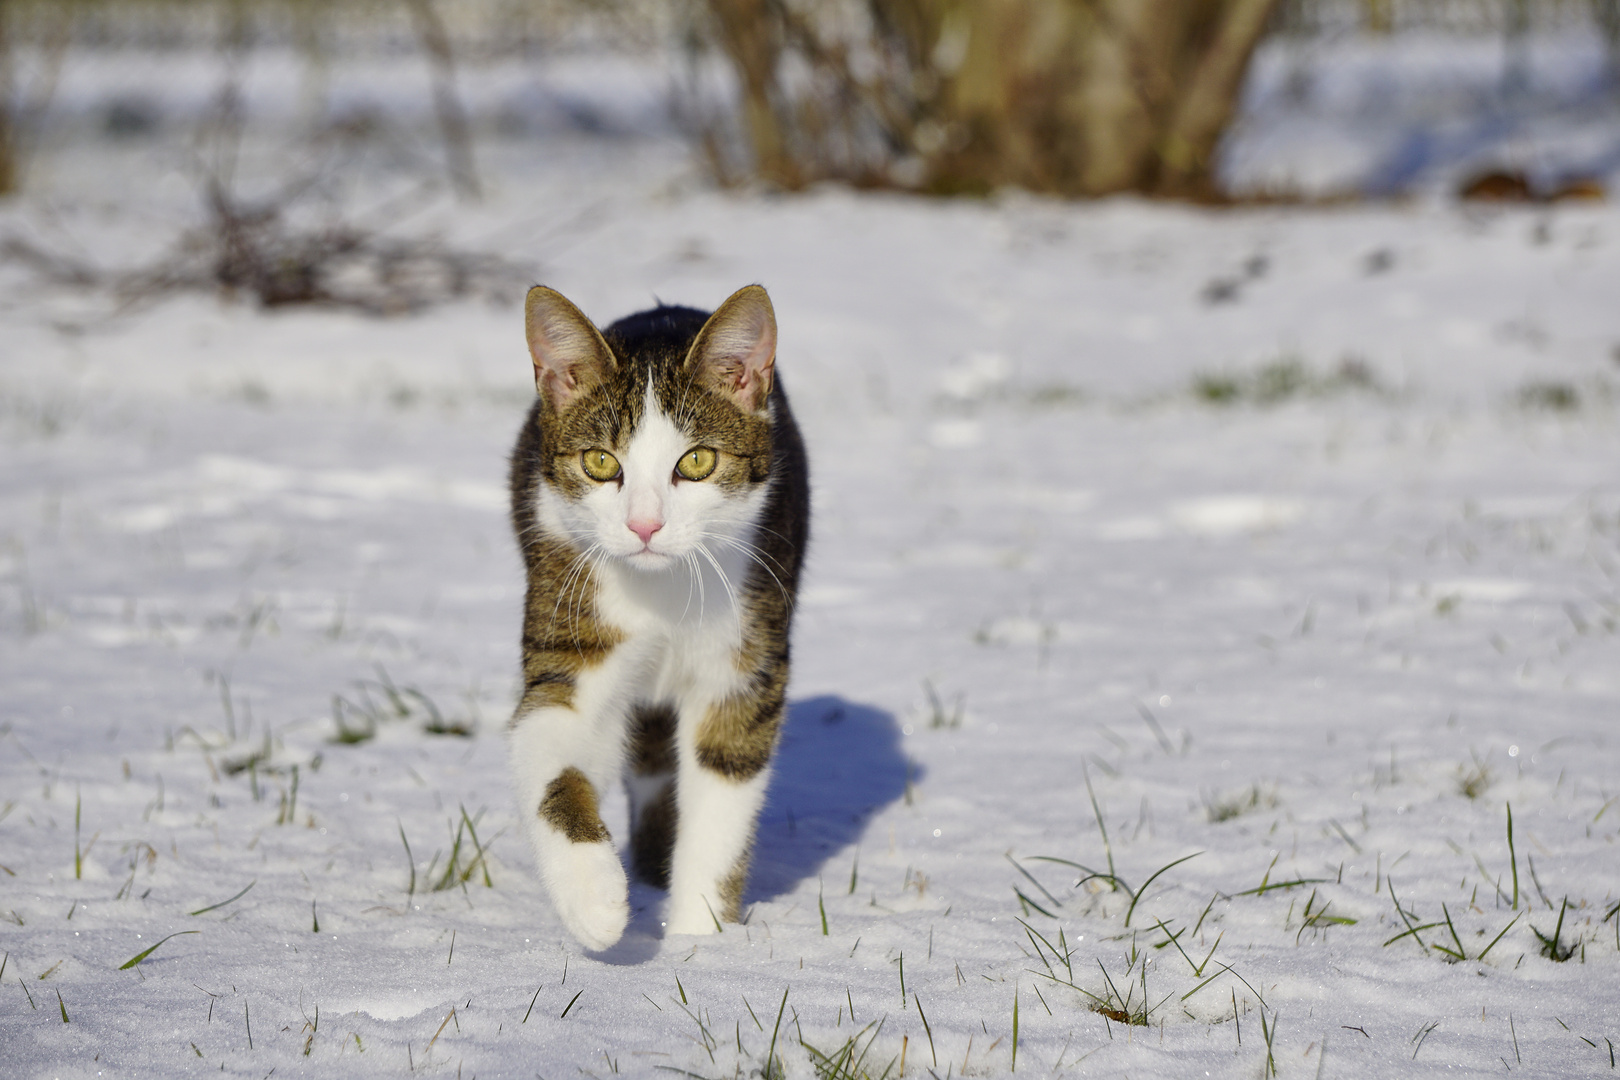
[765,986,789,1080]
[189,881,255,916]
[1012,986,1020,1072]
[119,930,201,969]
[1478,912,1523,960]
[459,805,493,888]
[915,993,937,1068]
[1006,853,1064,910]
[1440,903,1467,959]
[398,822,416,897]
[1234,876,1326,897]
[1506,802,1519,910]
[1124,852,1201,927]
[1082,761,1118,887]
[1013,886,1056,918]
[1382,922,1444,948]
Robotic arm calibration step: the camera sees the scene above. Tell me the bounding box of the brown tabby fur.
[508,296,809,916]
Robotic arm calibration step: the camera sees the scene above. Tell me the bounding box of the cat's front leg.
[665,688,783,935]
[509,704,630,951]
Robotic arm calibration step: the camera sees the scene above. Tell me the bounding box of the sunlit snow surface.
[3,38,1620,1080]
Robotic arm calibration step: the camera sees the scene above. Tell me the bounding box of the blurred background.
[2,0,1617,221]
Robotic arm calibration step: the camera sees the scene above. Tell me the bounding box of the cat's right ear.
[525,286,616,410]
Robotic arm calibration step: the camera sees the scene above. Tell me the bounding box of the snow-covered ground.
[3,32,1619,1080]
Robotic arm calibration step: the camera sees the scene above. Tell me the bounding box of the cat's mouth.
[622,546,677,569]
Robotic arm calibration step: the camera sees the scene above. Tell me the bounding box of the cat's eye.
[675,447,717,481]
[581,449,621,482]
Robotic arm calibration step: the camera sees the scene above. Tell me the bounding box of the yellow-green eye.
[581,449,621,482]
[675,447,717,481]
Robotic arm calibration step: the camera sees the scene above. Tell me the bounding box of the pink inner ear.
[704,302,776,410]
[525,288,612,410]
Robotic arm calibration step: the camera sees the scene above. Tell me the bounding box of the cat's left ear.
[688,285,777,413]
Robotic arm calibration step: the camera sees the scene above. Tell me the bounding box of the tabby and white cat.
[507,284,809,950]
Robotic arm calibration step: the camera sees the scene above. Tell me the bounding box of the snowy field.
[3,31,1620,1080]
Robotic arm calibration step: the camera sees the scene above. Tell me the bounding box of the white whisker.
[707,532,793,607]
[692,541,743,647]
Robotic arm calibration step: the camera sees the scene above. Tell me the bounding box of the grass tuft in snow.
[431,813,490,892]
[330,669,476,742]
[921,680,963,729]
[1457,752,1492,799]
[1192,356,1386,407]
[330,694,377,745]
[1089,955,1149,1027]
[1204,784,1274,822]
[1294,888,1357,944]
[1532,897,1578,962]
[1432,902,1521,963]
[1030,851,1201,927]
[1152,917,1223,977]
[1383,877,1441,952]
[275,764,299,826]
[801,1014,890,1080]
[1518,380,1580,412]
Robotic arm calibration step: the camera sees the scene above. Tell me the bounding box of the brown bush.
[694,0,1280,199]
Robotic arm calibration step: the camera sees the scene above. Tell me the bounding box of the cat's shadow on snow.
[751,694,914,899]
[600,695,912,963]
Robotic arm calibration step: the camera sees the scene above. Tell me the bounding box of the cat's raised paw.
[545,841,630,951]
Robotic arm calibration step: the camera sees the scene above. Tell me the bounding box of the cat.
[507,284,809,951]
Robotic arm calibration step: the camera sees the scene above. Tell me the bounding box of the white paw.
[545,841,630,951]
[665,893,723,936]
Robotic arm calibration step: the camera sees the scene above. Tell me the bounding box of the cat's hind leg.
[625,701,678,889]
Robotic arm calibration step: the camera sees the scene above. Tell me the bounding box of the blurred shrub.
[691,0,1280,198]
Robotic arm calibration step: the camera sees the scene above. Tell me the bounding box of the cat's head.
[521,285,779,571]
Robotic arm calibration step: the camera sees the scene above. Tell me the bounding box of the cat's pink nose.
[628,519,663,546]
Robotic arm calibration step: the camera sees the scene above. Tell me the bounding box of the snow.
[3,31,1620,1080]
